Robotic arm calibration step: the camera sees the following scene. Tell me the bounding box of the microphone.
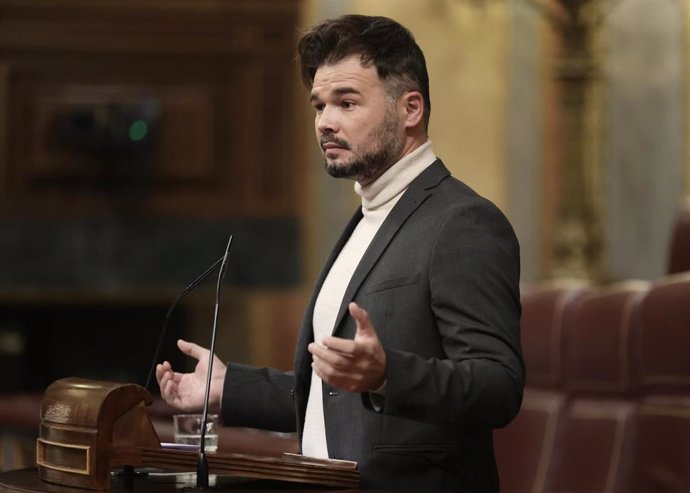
[195,234,234,490]
[119,239,230,485]
[144,255,225,391]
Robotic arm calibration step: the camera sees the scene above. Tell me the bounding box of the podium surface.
[0,468,362,492]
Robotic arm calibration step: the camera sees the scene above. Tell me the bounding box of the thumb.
[177,339,208,361]
[349,302,376,340]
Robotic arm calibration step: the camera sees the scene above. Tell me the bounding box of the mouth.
[322,143,345,151]
[320,136,350,154]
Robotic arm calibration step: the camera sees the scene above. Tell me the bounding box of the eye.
[313,103,325,113]
[341,100,355,109]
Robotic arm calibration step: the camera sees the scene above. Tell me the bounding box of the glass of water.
[173,414,219,452]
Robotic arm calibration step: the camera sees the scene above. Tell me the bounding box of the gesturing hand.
[156,339,227,413]
[308,302,386,393]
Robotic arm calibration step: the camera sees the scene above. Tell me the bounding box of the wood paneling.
[0,0,300,219]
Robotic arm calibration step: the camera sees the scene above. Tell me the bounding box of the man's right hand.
[156,339,227,413]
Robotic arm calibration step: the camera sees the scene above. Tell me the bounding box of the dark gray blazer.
[222,160,524,492]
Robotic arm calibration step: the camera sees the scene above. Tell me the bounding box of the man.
[157,14,524,492]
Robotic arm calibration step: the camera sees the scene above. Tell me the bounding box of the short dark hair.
[297,15,431,131]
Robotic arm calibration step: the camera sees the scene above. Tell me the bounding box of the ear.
[400,91,424,129]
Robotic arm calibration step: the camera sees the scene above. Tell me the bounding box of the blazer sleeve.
[367,199,524,428]
[220,363,297,433]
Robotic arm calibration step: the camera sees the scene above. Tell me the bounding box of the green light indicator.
[129,120,148,142]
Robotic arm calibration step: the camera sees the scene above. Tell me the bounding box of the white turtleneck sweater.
[302,141,437,458]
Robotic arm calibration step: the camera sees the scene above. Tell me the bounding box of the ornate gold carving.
[545,0,607,281]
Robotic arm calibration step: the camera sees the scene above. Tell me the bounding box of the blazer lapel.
[330,159,450,336]
[294,208,363,377]
[305,207,364,325]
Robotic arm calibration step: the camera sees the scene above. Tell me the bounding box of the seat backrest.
[494,388,565,493]
[563,283,649,395]
[495,281,589,493]
[520,281,589,388]
[667,201,690,274]
[624,274,690,493]
[543,283,648,493]
[634,274,690,392]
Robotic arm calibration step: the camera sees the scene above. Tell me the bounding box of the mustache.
[320,134,350,150]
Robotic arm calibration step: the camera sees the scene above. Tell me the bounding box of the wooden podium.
[35,378,358,490]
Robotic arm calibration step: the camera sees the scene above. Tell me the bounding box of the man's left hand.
[308,302,386,393]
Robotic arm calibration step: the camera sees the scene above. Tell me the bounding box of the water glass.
[173,414,219,452]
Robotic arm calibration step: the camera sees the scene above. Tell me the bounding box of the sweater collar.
[355,141,436,212]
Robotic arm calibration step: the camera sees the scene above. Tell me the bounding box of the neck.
[355,140,435,211]
[357,133,427,187]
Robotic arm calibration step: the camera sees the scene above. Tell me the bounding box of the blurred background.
[0,0,688,488]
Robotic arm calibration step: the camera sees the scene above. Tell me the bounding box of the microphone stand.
[118,249,226,484]
[144,256,225,392]
[195,235,233,490]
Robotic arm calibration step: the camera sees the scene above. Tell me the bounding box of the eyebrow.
[310,86,362,102]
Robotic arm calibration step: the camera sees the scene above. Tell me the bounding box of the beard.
[321,107,403,184]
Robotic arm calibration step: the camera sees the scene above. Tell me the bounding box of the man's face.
[310,56,405,186]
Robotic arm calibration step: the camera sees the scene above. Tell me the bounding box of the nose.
[316,105,339,134]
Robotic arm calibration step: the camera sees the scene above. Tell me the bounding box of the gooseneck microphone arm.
[144,255,225,392]
[196,234,234,489]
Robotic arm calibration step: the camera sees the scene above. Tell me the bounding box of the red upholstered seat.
[668,201,690,274]
[563,283,649,395]
[625,274,690,493]
[495,389,565,493]
[544,283,648,493]
[495,282,589,493]
[520,282,590,388]
[634,274,690,391]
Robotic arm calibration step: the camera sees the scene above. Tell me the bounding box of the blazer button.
[328,390,339,397]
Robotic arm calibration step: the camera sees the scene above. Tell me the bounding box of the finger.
[308,343,345,363]
[312,359,347,383]
[349,303,375,338]
[321,336,356,355]
[157,370,168,390]
[159,368,175,388]
[313,360,359,392]
[312,360,331,382]
[171,371,184,384]
[177,339,208,361]
[307,341,326,356]
[156,363,174,386]
[311,346,352,370]
[155,363,167,382]
[307,341,334,355]
[312,360,327,382]
[161,375,177,399]
[349,302,371,329]
[310,340,355,361]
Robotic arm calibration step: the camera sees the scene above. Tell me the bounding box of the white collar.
[355,141,436,212]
